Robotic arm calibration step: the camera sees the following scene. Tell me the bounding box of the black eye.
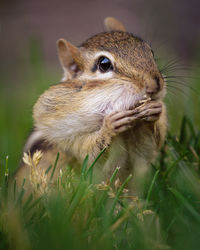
[97,56,113,73]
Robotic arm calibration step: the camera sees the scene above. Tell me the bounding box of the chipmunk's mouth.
[146,88,166,101]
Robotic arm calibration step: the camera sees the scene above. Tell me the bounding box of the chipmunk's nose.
[145,75,161,95]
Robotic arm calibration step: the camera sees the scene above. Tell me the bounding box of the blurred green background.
[0,0,200,174]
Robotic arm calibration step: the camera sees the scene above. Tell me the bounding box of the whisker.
[166,88,180,97]
[166,85,189,97]
[162,66,191,72]
[166,80,191,88]
[164,75,194,80]
[158,57,191,75]
[161,67,191,74]
[166,80,200,95]
[161,65,191,74]
[159,58,182,69]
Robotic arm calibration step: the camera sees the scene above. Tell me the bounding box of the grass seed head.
[23,150,49,195]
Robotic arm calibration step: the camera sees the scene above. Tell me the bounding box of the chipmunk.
[15,17,167,192]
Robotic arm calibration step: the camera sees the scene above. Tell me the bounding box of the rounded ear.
[104,17,126,32]
[57,39,83,80]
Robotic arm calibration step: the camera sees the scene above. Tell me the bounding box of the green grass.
[0,40,200,250]
[0,118,200,250]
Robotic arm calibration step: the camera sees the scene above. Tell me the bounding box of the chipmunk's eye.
[97,56,113,73]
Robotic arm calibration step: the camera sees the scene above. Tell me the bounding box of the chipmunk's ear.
[57,39,84,81]
[104,17,126,32]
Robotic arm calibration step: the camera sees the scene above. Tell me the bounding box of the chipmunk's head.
[57,17,165,102]
[32,17,167,150]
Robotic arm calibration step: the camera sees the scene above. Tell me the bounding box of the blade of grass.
[185,116,196,137]
[50,153,60,181]
[84,167,120,230]
[109,174,132,218]
[23,193,33,212]
[145,170,160,209]
[179,116,187,145]
[168,187,200,223]
[86,148,106,182]
[25,196,43,212]
[164,153,187,177]
[69,155,89,204]
[67,182,87,221]
[109,167,120,185]
[16,178,26,205]
[45,164,52,175]
[81,155,89,180]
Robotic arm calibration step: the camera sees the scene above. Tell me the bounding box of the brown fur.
[14,17,167,194]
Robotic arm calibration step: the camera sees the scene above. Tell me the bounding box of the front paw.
[102,101,162,136]
[102,109,138,135]
[133,101,162,122]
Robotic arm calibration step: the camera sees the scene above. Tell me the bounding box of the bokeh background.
[1,0,200,173]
